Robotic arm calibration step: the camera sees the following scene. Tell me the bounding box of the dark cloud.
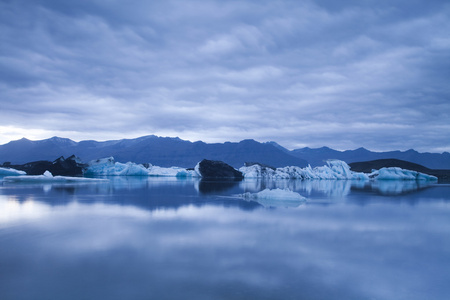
[0,0,449,152]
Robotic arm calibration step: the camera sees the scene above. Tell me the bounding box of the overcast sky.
[1,0,449,152]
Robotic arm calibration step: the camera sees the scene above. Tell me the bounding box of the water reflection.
[0,191,449,300]
[1,176,441,205]
[198,179,242,194]
[367,180,435,195]
[241,178,437,198]
[1,178,450,300]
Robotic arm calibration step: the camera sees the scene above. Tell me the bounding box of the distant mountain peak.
[46,136,77,146]
[405,149,418,153]
[265,141,290,153]
[352,147,370,153]
[240,139,257,143]
[49,136,73,141]
[7,137,32,145]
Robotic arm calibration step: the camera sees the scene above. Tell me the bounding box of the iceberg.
[147,166,198,177]
[240,160,437,181]
[3,170,108,183]
[369,167,437,181]
[83,157,150,176]
[240,188,306,207]
[84,157,200,177]
[0,167,26,176]
[240,160,369,180]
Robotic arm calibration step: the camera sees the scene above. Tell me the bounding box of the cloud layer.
[1,0,449,151]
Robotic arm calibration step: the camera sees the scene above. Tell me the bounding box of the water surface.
[1,177,449,300]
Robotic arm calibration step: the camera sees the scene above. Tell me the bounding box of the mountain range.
[0,136,307,168]
[0,135,449,169]
[290,146,450,169]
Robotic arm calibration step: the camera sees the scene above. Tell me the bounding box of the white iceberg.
[147,165,198,177]
[369,167,437,181]
[240,160,437,181]
[84,157,200,177]
[83,157,149,176]
[240,160,369,180]
[3,170,108,183]
[0,167,26,176]
[240,188,306,207]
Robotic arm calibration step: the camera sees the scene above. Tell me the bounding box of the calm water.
[1,177,449,300]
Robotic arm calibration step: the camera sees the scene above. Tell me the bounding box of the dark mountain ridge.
[291,146,450,169]
[0,136,307,168]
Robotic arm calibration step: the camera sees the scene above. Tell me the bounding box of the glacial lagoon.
[1,177,449,300]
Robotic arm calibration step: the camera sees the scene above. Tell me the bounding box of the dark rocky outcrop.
[197,159,244,179]
[1,155,86,176]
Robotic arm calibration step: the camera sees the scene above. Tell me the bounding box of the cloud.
[0,0,449,152]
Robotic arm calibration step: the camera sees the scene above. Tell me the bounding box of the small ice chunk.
[43,170,53,177]
[240,188,306,207]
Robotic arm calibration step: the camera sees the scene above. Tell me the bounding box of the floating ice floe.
[84,157,149,176]
[240,160,369,180]
[240,160,437,181]
[3,170,108,183]
[84,157,200,177]
[147,166,197,177]
[240,188,306,207]
[368,167,437,181]
[0,167,26,176]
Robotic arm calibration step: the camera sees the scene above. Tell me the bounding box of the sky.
[1,0,449,152]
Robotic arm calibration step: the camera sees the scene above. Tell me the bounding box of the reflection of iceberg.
[240,188,306,207]
[369,180,435,195]
[3,171,108,183]
[84,157,199,177]
[107,176,199,190]
[0,167,26,176]
[240,179,355,198]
